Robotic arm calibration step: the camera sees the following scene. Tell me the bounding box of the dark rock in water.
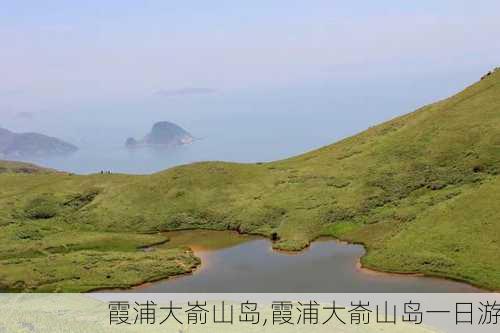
[0,128,78,158]
[125,137,138,148]
[125,121,194,148]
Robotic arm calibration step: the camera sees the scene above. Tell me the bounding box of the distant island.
[125,121,194,148]
[0,127,78,158]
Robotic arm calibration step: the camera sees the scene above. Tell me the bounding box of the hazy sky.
[1,1,499,133]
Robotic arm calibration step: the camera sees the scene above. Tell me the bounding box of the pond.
[133,230,482,293]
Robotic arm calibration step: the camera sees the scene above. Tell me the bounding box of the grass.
[1,69,499,291]
[0,248,200,292]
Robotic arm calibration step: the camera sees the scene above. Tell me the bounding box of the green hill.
[0,160,57,174]
[1,69,499,291]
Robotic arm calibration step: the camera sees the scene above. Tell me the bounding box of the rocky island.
[125,121,194,148]
[0,127,78,158]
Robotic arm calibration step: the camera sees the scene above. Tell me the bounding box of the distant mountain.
[0,128,78,158]
[126,121,194,148]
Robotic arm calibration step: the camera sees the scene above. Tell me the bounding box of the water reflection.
[134,230,482,293]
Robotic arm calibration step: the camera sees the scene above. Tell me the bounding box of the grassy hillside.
[1,69,499,291]
[0,160,56,174]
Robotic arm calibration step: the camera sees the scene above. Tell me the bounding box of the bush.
[164,210,228,230]
[24,196,59,219]
[322,206,356,223]
[15,229,42,240]
[325,177,350,188]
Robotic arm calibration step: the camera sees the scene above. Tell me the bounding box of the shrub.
[322,206,356,223]
[24,196,59,219]
[325,177,350,188]
[15,229,42,240]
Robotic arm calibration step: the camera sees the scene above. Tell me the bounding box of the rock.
[125,137,138,148]
[125,121,194,148]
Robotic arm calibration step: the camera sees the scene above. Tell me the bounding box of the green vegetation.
[0,160,55,175]
[161,230,259,251]
[1,70,499,291]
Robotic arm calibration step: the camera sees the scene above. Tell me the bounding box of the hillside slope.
[0,69,499,291]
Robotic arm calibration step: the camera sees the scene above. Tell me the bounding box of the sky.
[1,1,499,143]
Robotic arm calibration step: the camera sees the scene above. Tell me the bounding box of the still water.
[133,230,481,293]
